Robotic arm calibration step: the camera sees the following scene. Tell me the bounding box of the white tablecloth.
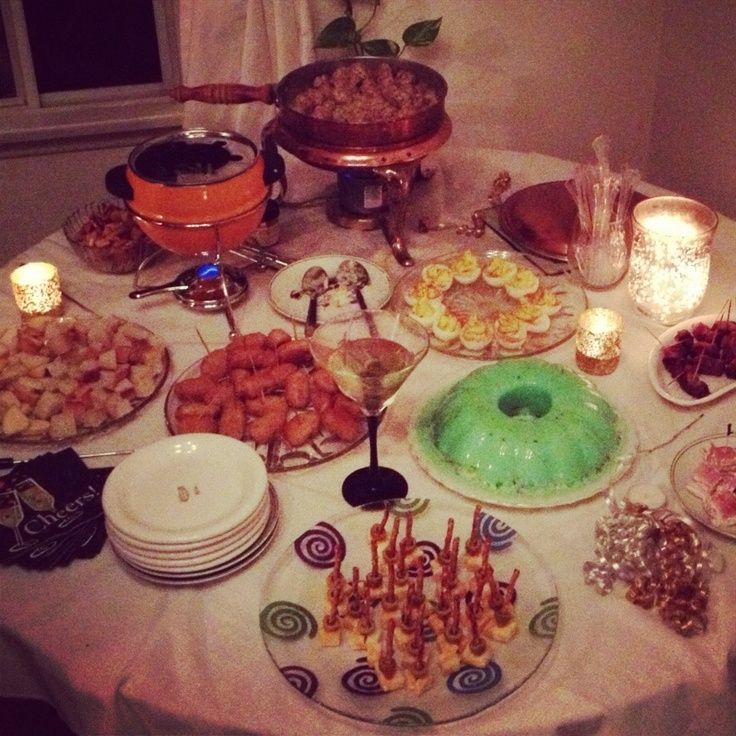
[1,147,734,736]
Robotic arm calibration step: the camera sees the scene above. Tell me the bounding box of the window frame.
[0,0,183,156]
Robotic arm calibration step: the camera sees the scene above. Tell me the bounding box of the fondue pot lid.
[129,129,259,187]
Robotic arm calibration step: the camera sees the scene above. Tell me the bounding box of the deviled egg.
[494,313,528,351]
[459,314,494,351]
[432,311,462,343]
[513,302,551,333]
[481,256,518,287]
[404,279,444,306]
[524,285,562,315]
[504,267,540,299]
[421,263,454,292]
[448,249,481,285]
[409,297,445,328]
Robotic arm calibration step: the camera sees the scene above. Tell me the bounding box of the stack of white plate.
[102,434,279,585]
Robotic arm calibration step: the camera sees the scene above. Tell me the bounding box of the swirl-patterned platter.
[259,498,558,727]
[389,247,586,360]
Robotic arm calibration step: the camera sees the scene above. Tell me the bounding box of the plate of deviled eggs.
[390,247,586,360]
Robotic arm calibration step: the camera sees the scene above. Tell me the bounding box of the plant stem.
[356,0,379,36]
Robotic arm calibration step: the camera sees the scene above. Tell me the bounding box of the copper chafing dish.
[171,57,448,148]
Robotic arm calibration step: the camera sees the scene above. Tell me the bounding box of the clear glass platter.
[389,247,586,360]
[259,498,558,728]
[0,315,169,445]
[165,357,367,473]
[670,432,736,540]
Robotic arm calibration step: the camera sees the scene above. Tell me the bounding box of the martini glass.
[310,309,429,507]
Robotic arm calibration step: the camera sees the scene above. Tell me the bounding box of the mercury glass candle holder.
[10,262,64,317]
[575,307,623,376]
[628,196,718,325]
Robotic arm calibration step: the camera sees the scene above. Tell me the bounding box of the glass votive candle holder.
[628,196,718,325]
[575,307,623,376]
[10,262,64,318]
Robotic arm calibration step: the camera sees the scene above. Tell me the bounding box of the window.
[0,0,182,155]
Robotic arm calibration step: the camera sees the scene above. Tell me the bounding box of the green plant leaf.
[360,39,400,57]
[402,17,442,47]
[316,16,358,48]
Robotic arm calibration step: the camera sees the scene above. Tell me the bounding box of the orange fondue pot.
[106,129,272,255]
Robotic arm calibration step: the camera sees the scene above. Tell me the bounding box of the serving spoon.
[301,265,329,337]
[337,259,378,336]
[336,259,370,309]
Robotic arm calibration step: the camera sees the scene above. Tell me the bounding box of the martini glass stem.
[367,413,380,481]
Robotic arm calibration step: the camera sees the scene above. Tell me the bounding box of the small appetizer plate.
[647,313,736,407]
[269,254,391,324]
[670,431,736,540]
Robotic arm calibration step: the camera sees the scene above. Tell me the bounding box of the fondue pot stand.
[129,262,249,312]
[105,129,284,256]
[264,115,451,267]
[169,58,451,266]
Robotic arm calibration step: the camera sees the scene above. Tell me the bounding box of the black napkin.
[0,449,111,570]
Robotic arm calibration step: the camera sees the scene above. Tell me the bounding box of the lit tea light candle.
[10,262,64,318]
[628,196,718,325]
[575,307,623,376]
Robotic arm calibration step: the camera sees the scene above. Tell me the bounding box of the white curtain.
[178,0,316,142]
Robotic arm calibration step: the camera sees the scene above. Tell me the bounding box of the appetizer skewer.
[319,508,521,693]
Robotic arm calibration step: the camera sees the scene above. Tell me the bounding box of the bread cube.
[2,405,30,435]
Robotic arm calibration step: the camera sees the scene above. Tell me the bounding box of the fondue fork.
[230,247,290,270]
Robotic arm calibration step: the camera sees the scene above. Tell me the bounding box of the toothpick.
[195,327,211,354]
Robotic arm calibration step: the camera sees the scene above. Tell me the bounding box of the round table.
[0,147,734,736]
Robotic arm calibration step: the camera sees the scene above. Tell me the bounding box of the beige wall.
[0,146,134,261]
[1,0,734,265]
[648,0,736,218]
[310,0,663,169]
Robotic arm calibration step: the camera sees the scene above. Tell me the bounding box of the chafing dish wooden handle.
[169,83,276,105]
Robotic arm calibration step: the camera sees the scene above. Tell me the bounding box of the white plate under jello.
[410,359,638,509]
[648,313,736,407]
